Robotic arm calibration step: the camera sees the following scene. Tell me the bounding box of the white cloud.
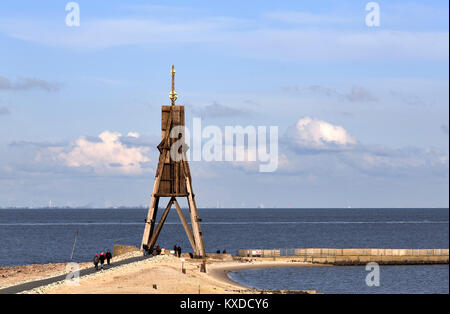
[280,117,448,178]
[286,117,357,150]
[58,131,150,175]
[127,132,140,138]
[0,17,232,50]
[229,29,448,61]
[342,146,449,177]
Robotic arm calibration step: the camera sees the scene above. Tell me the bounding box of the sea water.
[0,208,448,293]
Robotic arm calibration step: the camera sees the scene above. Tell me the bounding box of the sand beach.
[0,253,319,294]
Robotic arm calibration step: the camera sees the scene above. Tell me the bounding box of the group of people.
[93,249,112,271]
[142,244,162,256]
[142,244,181,257]
[216,249,227,254]
[142,244,182,257]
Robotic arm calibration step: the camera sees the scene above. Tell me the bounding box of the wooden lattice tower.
[141,65,205,257]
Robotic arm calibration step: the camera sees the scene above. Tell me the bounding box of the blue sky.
[0,0,448,208]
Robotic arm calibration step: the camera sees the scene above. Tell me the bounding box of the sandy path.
[0,251,141,290]
[0,262,91,289]
[41,255,245,294]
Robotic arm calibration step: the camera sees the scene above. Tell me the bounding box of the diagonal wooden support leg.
[186,177,206,258]
[141,195,160,250]
[148,197,175,251]
[179,154,205,258]
[173,199,196,253]
[141,147,169,250]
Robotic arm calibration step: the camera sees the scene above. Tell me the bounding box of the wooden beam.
[154,193,189,197]
[186,175,206,257]
[159,106,173,151]
[179,151,205,257]
[148,198,175,251]
[141,192,160,250]
[173,199,196,252]
[141,147,169,249]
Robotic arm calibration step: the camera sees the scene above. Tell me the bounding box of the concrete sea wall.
[236,249,449,265]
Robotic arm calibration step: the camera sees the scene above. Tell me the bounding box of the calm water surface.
[0,207,447,293]
[229,265,449,294]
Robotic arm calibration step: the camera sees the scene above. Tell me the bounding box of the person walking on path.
[99,251,106,270]
[177,246,182,258]
[106,249,112,265]
[93,254,99,271]
[173,244,177,256]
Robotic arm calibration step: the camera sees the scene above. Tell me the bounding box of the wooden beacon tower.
[141,65,206,258]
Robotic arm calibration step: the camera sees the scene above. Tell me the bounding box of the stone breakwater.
[236,249,449,265]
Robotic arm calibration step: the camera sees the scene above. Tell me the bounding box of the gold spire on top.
[169,64,178,106]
